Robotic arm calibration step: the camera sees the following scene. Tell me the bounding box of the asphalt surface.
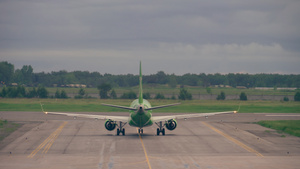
[0,111,300,169]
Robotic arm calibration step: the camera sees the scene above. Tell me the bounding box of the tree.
[27,87,37,98]
[206,87,212,94]
[178,88,192,100]
[155,93,165,99]
[110,89,117,99]
[37,85,48,98]
[240,92,248,101]
[60,90,68,99]
[0,87,7,97]
[143,92,151,99]
[0,61,14,84]
[217,91,226,100]
[97,83,112,99]
[168,74,177,88]
[78,88,85,96]
[17,85,26,97]
[294,92,300,101]
[120,91,137,99]
[55,89,61,98]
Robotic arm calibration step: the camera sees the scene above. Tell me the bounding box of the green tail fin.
[139,61,143,104]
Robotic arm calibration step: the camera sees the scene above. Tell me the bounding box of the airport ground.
[0,111,299,169]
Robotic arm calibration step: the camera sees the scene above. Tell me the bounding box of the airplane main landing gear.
[117,121,127,136]
[155,121,165,135]
[138,128,143,134]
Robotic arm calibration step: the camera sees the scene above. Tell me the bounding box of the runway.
[0,112,300,169]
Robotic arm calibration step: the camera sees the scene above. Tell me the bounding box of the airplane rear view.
[43,61,237,136]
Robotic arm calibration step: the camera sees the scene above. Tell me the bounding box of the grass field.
[257,120,300,137]
[0,119,22,141]
[0,98,299,113]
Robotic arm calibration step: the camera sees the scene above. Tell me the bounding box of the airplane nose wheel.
[117,121,127,136]
[138,128,143,134]
[155,121,165,135]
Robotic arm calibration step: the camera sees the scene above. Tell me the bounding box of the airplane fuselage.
[128,99,153,128]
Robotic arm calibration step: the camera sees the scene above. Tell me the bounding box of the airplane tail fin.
[138,61,143,104]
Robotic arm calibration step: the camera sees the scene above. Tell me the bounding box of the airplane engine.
[105,119,116,131]
[165,119,177,130]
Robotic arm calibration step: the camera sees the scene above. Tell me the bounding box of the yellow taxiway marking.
[28,121,68,158]
[202,122,264,157]
[137,128,152,169]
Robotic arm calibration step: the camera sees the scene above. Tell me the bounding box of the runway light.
[45,112,48,114]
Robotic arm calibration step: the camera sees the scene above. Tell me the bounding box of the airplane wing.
[152,111,237,122]
[43,111,129,122]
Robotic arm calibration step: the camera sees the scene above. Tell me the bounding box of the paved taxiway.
[0,111,300,169]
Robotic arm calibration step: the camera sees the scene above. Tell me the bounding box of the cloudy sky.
[1,0,299,75]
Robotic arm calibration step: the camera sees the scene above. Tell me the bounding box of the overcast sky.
[1,0,299,75]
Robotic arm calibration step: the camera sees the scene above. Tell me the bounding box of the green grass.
[0,98,299,113]
[0,119,21,141]
[257,120,300,137]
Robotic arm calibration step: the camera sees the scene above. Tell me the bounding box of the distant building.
[66,84,87,88]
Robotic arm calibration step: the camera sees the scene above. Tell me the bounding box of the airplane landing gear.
[138,128,143,134]
[117,121,127,135]
[155,121,165,135]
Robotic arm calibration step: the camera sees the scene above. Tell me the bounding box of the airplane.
[42,61,237,136]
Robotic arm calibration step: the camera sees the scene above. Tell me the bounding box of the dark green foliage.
[60,90,68,98]
[0,86,39,98]
[55,89,61,98]
[217,91,226,100]
[1,61,300,88]
[14,65,33,85]
[143,92,151,99]
[168,75,177,88]
[240,92,248,101]
[37,85,48,98]
[27,87,37,98]
[155,93,165,99]
[120,91,137,99]
[75,88,87,99]
[110,89,117,99]
[283,96,289,102]
[97,83,112,99]
[79,88,85,96]
[178,88,192,100]
[0,62,14,84]
[294,92,300,101]
[206,87,212,94]
[0,87,7,97]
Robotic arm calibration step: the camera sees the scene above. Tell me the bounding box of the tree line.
[2,84,299,101]
[1,61,300,88]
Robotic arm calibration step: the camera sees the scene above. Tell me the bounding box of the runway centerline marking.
[137,128,152,169]
[28,121,68,158]
[202,122,264,157]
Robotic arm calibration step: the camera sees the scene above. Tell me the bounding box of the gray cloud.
[0,0,299,74]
